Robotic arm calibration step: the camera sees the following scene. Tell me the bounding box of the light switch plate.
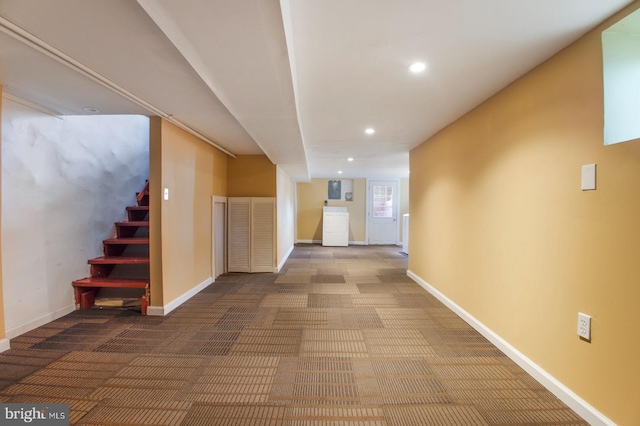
[164,188,169,200]
[581,164,596,190]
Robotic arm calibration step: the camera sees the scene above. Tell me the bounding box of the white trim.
[277,244,295,271]
[212,196,228,279]
[365,179,370,244]
[6,303,75,339]
[407,270,616,426]
[147,277,213,316]
[0,338,10,353]
[296,239,367,246]
[293,182,299,245]
[146,306,165,316]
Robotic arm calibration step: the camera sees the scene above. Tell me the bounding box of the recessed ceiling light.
[365,128,375,135]
[338,170,343,174]
[347,157,354,162]
[409,62,426,73]
[83,106,101,113]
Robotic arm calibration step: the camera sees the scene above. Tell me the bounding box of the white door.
[227,197,276,273]
[250,197,275,272]
[368,180,398,245]
[228,197,251,273]
[214,201,226,277]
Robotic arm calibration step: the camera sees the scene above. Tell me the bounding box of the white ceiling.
[0,0,633,181]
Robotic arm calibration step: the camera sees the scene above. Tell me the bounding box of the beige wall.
[150,118,229,307]
[297,178,366,243]
[276,166,295,268]
[409,3,640,424]
[227,155,276,197]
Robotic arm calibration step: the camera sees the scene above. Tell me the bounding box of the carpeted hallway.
[0,245,586,425]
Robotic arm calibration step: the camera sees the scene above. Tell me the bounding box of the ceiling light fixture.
[347,157,354,162]
[338,170,343,174]
[409,62,426,73]
[365,128,375,135]
[83,106,101,113]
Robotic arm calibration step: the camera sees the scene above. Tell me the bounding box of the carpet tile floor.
[0,245,587,425]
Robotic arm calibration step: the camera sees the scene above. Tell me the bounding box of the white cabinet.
[322,206,349,247]
[228,197,275,272]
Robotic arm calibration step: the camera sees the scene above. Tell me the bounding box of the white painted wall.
[2,98,149,338]
[276,166,295,270]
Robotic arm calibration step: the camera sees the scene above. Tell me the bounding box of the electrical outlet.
[577,313,591,341]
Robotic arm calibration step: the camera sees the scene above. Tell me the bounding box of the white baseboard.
[277,245,295,272]
[407,270,615,426]
[296,239,367,246]
[147,276,213,317]
[0,338,10,353]
[6,303,76,339]
[146,306,165,316]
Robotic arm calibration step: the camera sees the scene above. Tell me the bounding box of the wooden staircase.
[72,181,150,314]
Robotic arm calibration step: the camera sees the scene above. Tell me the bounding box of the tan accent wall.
[150,118,230,307]
[213,148,228,197]
[0,85,5,342]
[409,4,640,424]
[149,117,163,305]
[227,155,276,197]
[297,178,366,243]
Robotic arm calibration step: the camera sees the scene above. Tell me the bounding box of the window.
[372,185,393,218]
[602,10,640,145]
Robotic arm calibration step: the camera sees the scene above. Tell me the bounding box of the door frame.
[366,179,400,245]
[212,196,227,279]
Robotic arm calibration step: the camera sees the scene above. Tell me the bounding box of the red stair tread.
[72,180,150,315]
[72,277,149,288]
[88,256,150,265]
[104,237,149,244]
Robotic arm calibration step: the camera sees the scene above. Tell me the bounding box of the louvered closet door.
[250,198,275,272]
[227,197,251,272]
